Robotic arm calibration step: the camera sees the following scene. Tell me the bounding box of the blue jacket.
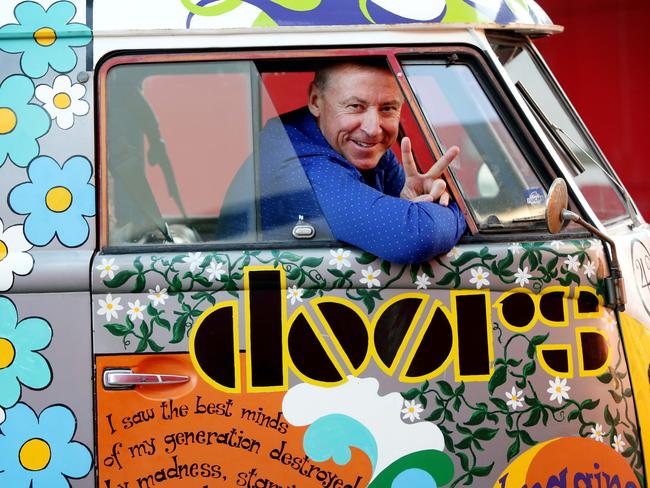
[260,107,466,264]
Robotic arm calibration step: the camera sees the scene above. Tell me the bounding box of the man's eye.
[348,104,362,109]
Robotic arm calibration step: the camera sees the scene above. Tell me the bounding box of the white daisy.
[286,285,304,305]
[550,240,562,250]
[0,219,33,292]
[446,247,461,259]
[514,267,532,287]
[582,260,596,279]
[96,257,119,280]
[206,260,224,281]
[604,310,617,332]
[329,248,351,270]
[505,386,524,410]
[401,400,424,422]
[564,255,580,272]
[612,434,626,453]
[509,243,523,256]
[414,273,431,290]
[127,300,145,321]
[547,377,571,404]
[147,285,169,307]
[590,423,605,442]
[469,267,490,289]
[183,252,203,273]
[360,266,381,288]
[35,75,89,129]
[97,294,123,320]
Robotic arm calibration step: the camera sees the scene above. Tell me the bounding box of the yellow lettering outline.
[494,287,540,333]
[538,286,569,327]
[310,296,372,376]
[451,290,494,382]
[575,326,611,377]
[572,286,604,319]
[369,293,429,377]
[244,266,288,393]
[286,306,347,388]
[189,300,241,393]
[537,344,574,378]
[399,299,454,383]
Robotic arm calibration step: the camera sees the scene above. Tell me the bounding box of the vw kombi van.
[0,1,648,487]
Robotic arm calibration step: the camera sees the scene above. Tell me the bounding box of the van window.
[103,59,335,246]
[403,61,548,230]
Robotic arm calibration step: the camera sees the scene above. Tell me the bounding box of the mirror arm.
[561,210,627,311]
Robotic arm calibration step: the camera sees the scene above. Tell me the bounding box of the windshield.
[490,40,631,224]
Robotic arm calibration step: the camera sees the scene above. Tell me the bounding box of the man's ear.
[307,82,321,117]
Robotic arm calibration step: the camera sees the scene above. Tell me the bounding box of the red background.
[535,0,650,220]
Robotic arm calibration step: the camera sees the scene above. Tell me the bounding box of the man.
[260,60,466,263]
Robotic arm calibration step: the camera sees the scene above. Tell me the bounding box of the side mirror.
[544,178,626,311]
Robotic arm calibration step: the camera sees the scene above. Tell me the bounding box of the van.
[0,1,648,486]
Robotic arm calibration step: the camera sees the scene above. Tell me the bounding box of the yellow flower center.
[53,92,72,109]
[0,107,17,134]
[0,338,16,369]
[104,265,111,271]
[45,186,73,213]
[19,438,51,471]
[0,239,7,262]
[408,407,414,413]
[134,307,140,313]
[107,304,113,310]
[555,386,561,393]
[337,256,343,261]
[33,27,57,47]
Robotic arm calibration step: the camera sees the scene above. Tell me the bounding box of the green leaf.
[362,295,376,313]
[104,270,137,288]
[280,251,301,262]
[139,321,150,338]
[421,262,434,277]
[170,274,182,292]
[194,276,211,287]
[133,274,146,293]
[302,288,318,299]
[155,317,171,331]
[421,380,430,392]
[287,267,302,280]
[437,271,459,287]
[170,314,188,344]
[301,257,323,268]
[580,399,600,410]
[419,394,428,410]
[453,397,462,412]
[506,414,513,429]
[471,463,494,477]
[519,431,536,446]
[437,381,454,396]
[458,452,470,471]
[147,339,164,352]
[425,408,444,421]
[522,361,536,376]
[104,323,133,336]
[474,427,499,441]
[497,251,514,271]
[134,337,147,352]
[490,398,509,412]
[624,432,638,449]
[356,252,376,265]
[329,268,344,278]
[488,365,507,395]
[455,437,472,449]
[623,388,633,397]
[609,389,623,403]
[134,257,144,272]
[401,388,420,400]
[409,264,419,283]
[507,437,521,461]
[567,409,580,421]
[523,408,541,427]
[146,303,158,317]
[465,410,487,426]
[455,382,466,395]
[380,260,391,275]
[451,251,480,267]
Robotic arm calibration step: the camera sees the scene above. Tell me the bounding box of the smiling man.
[259,60,466,264]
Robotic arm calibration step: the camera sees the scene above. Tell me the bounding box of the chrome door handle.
[103,368,190,390]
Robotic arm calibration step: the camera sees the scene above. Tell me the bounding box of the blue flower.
[0,403,93,486]
[0,75,50,167]
[0,1,92,78]
[9,155,95,247]
[0,297,52,409]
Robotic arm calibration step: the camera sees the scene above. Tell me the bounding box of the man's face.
[308,65,404,171]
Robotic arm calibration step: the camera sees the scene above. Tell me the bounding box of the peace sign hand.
[399,137,459,207]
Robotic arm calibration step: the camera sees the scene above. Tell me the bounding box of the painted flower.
[509,243,523,256]
[206,260,224,281]
[147,286,168,307]
[505,386,524,410]
[582,260,596,279]
[286,285,304,305]
[96,294,123,321]
[514,266,532,287]
[329,248,351,270]
[183,252,203,273]
[95,257,118,280]
[414,273,431,290]
[401,400,424,422]
[604,310,617,332]
[612,433,626,453]
[446,247,461,259]
[35,75,89,129]
[590,423,605,442]
[360,266,381,288]
[127,300,144,321]
[546,377,570,405]
[0,297,52,408]
[0,219,34,292]
[564,255,580,272]
[8,155,95,247]
[0,75,50,167]
[469,266,490,289]
[550,240,562,250]
[0,403,92,486]
[0,1,92,78]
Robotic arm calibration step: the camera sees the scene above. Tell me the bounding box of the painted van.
[0,1,648,487]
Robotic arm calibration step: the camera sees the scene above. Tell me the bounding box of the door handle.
[103,368,190,390]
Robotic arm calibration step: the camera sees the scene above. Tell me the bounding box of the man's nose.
[360,109,382,138]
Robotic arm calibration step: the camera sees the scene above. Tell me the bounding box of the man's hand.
[399,137,459,207]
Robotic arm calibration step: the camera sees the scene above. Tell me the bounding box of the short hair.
[313,59,393,92]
